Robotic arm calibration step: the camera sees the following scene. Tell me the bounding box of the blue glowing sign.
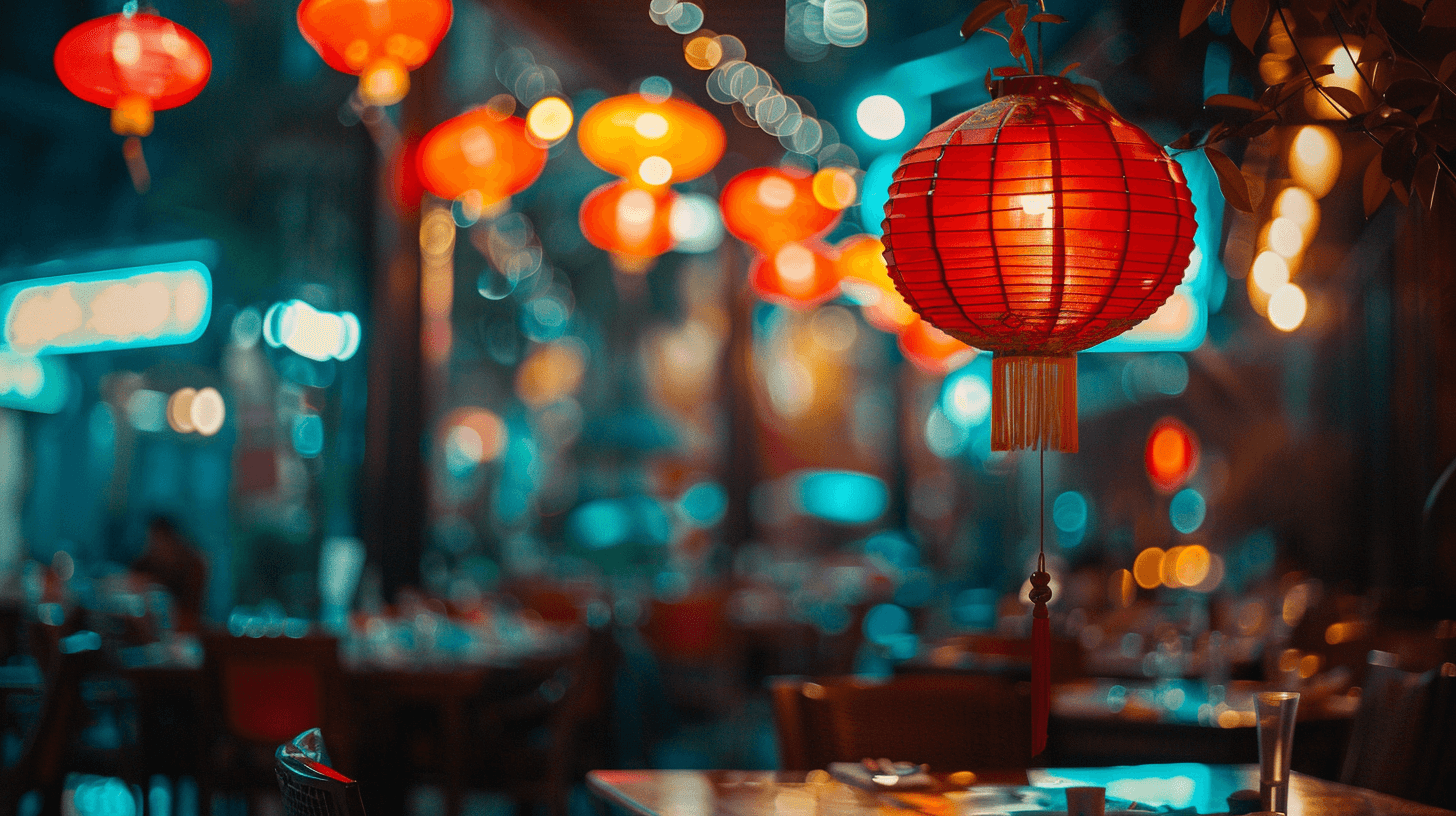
[0,261,212,355]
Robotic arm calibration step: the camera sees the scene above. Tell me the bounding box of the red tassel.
[1029,570,1052,757]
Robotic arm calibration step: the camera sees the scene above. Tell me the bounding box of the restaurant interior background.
[2,0,1455,812]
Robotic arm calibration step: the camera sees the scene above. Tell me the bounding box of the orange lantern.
[579,180,677,260]
[720,166,839,251]
[897,316,977,374]
[576,93,725,186]
[1145,416,1200,494]
[417,109,547,210]
[750,241,840,310]
[53,11,211,137]
[297,0,451,107]
[836,235,917,333]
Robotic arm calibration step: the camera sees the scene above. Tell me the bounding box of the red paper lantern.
[417,109,546,210]
[53,11,211,136]
[749,241,840,310]
[297,0,451,107]
[720,167,839,251]
[882,75,1196,451]
[1145,416,1200,494]
[579,180,677,260]
[577,93,725,186]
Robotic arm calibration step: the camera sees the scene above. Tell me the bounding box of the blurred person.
[130,515,207,633]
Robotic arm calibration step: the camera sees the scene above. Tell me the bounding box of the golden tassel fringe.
[991,354,1078,452]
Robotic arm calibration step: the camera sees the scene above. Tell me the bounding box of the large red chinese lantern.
[882,75,1196,453]
[297,0,451,107]
[54,11,211,137]
[417,109,546,210]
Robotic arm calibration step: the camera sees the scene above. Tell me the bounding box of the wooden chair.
[202,633,353,795]
[770,673,1033,773]
[1339,651,1433,800]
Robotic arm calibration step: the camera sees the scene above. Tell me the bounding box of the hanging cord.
[1039,446,1046,572]
[1029,445,1052,756]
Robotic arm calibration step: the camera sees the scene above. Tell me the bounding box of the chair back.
[770,673,1032,773]
[275,728,366,816]
[203,633,350,761]
[1339,651,1432,798]
[1414,663,1456,809]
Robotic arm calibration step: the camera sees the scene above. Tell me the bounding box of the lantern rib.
[1042,104,1068,348]
[913,122,993,339]
[1060,113,1136,344]
[1116,155,1191,327]
[986,104,1021,322]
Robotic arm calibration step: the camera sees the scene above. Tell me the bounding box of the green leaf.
[1205,93,1266,112]
[961,0,1014,40]
[1319,86,1366,117]
[1363,154,1389,217]
[1204,147,1256,212]
[1180,0,1221,37]
[1232,0,1269,53]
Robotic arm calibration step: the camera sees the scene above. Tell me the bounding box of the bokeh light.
[1133,547,1165,589]
[1251,251,1291,294]
[1169,488,1207,534]
[1,262,211,355]
[516,339,587,408]
[812,166,857,210]
[1288,126,1341,198]
[1268,283,1308,331]
[525,97,573,144]
[856,94,905,140]
[1146,417,1200,494]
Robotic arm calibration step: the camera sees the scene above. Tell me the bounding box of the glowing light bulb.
[639,156,673,186]
[1019,194,1053,216]
[526,97,573,143]
[634,112,669,139]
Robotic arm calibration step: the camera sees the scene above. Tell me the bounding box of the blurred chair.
[275,728,366,816]
[1413,663,1456,809]
[467,623,620,816]
[770,673,1032,773]
[639,592,740,718]
[202,633,352,794]
[1339,651,1434,800]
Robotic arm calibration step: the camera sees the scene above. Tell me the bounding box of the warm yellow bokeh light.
[1133,547,1165,590]
[1299,653,1322,678]
[1268,282,1308,331]
[634,111,670,140]
[516,340,587,408]
[189,387,225,436]
[360,59,409,107]
[1251,251,1291,294]
[1327,45,1360,79]
[1274,186,1319,238]
[1289,126,1341,198]
[167,387,197,433]
[811,167,857,210]
[1161,545,1186,588]
[639,155,674,186]
[1111,568,1136,608]
[1175,544,1211,588]
[526,97,574,143]
[1267,217,1305,258]
[757,177,797,210]
[683,35,723,70]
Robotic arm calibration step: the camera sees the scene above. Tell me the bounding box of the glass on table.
[1255,690,1299,814]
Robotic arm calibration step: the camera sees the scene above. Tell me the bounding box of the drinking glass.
[1256,691,1300,814]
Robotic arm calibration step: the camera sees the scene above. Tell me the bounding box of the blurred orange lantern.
[388,136,423,215]
[897,316,977,374]
[836,235,917,333]
[579,180,677,260]
[750,241,840,310]
[54,11,211,137]
[417,109,546,210]
[720,166,839,251]
[1146,417,1200,494]
[577,93,725,186]
[297,0,451,107]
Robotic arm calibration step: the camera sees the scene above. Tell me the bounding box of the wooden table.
[587,765,1456,816]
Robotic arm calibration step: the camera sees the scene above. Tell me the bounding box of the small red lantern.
[297,0,451,107]
[749,241,840,310]
[1146,416,1200,494]
[578,180,677,261]
[54,11,211,137]
[836,235,917,333]
[882,75,1196,452]
[577,93,725,186]
[417,109,546,210]
[720,167,839,251]
[897,316,977,374]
